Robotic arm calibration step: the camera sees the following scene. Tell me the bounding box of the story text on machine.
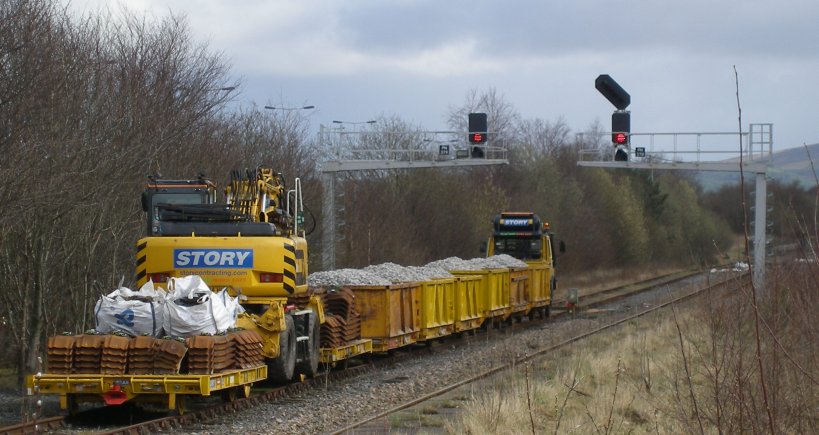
[174,249,254,268]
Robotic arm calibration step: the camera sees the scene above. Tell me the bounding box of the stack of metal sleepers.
[232,330,265,368]
[73,335,104,374]
[46,335,75,374]
[320,289,361,348]
[100,335,130,374]
[152,338,188,374]
[125,336,187,374]
[287,292,311,309]
[186,335,234,374]
[127,336,158,374]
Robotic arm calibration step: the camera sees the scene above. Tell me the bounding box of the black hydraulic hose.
[303,203,317,236]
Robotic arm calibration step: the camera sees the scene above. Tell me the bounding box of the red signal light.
[470,132,485,143]
[612,132,628,145]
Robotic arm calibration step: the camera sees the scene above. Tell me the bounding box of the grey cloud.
[331,1,818,61]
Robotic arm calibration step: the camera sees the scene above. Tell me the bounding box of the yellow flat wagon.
[27,366,266,415]
[320,339,373,366]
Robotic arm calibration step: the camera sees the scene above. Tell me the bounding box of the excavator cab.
[142,178,217,236]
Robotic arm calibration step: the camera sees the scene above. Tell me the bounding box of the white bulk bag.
[217,287,245,320]
[163,276,236,336]
[94,280,165,337]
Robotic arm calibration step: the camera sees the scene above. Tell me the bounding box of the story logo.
[503,218,530,226]
[174,249,253,269]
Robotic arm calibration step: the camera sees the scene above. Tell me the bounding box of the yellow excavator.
[137,168,322,382]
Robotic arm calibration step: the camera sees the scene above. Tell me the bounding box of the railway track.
[552,269,701,311]
[332,271,750,434]
[1,269,741,435]
[0,416,65,435]
[2,363,375,435]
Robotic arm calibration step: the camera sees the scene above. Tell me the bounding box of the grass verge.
[447,262,817,434]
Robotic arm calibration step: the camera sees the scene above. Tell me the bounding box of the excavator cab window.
[146,190,210,236]
[152,193,205,207]
[151,193,207,223]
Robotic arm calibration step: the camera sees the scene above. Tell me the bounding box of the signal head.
[612,132,628,145]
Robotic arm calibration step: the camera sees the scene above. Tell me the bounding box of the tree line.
[1,0,815,387]
[0,0,317,385]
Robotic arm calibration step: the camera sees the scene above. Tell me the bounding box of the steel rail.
[0,416,66,435]
[329,272,750,434]
[91,364,374,435]
[552,269,702,309]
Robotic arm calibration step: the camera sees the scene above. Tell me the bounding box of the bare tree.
[0,0,238,386]
[514,116,571,161]
[447,87,521,147]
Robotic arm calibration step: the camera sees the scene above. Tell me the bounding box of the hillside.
[697,142,819,191]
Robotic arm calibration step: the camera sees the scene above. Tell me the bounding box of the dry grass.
[448,376,543,435]
[447,262,818,434]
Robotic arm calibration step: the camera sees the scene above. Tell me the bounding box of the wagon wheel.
[65,394,79,417]
[295,312,320,378]
[173,395,187,416]
[221,383,251,402]
[221,387,238,403]
[268,315,297,383]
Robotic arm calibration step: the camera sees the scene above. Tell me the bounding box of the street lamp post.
[332,120,376,126]
[179,86,235,109]
[265,105,315,111]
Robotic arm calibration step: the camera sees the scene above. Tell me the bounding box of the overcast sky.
[71,0,819,154]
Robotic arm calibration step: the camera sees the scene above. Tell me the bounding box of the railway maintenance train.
[27,168,561,415]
